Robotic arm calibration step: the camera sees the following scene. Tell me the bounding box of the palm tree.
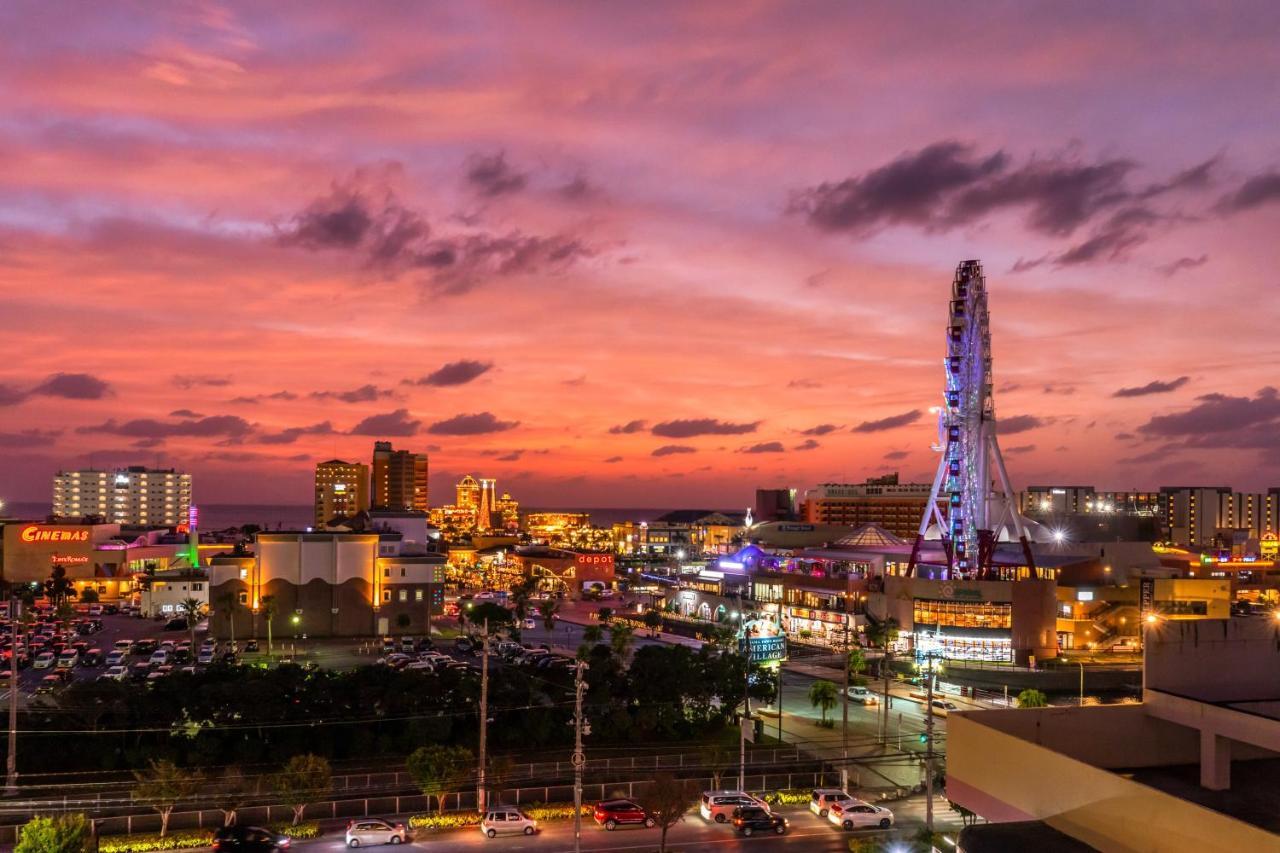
[540,594,561,633]
[1016,688,1048,708]
[216,591,237,647]
[808,679,839,726]
[179,597,202,652]
[609,623,635,662]
[864,614,900,741]
[261,595,277,658]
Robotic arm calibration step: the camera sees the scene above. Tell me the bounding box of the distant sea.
[5,502,697,530]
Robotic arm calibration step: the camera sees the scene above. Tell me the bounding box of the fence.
[0,770,842,844]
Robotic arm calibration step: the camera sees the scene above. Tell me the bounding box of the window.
[401,568,406,577]
[238,592,248,605]
[415,589,424,602]
[913,599,1011,630]
[398,590,408,602]
[383,568,391,578]
[382,590,391,603]
[192,583,203,591]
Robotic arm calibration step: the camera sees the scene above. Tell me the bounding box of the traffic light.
[918,733,928,744]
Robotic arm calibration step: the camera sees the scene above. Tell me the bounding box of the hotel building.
[52,466,191,526]
[371,441,429,512]
[799,474,937,539]
[314,459,370,526]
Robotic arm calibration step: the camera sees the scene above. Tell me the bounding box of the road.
[264,800,958,851]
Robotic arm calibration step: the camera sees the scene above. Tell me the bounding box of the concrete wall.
[1146,619,1280,702]
[948,711,1279,852]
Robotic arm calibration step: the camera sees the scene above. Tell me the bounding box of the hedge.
[408,803,591,830]
[97,822,321,852]
[99,830,212,853]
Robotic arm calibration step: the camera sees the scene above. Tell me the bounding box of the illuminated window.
[415,589,424,601]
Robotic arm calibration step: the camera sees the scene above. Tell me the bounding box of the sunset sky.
[2,1,1280,508]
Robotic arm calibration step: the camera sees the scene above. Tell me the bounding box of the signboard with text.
[739,618,787,663]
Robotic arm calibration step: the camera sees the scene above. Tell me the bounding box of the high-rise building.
[52,466,191,526]
[754,488,797,523]
[456,475,480,510]
[314,459,370,525]
[371,441,429,512]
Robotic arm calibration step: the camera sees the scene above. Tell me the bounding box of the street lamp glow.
[1051,528,1067,543]
[1145,613,1159,625]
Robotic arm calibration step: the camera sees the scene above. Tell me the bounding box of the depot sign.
[20,526,90,544]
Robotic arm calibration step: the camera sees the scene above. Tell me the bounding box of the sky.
[2,0,1280,508]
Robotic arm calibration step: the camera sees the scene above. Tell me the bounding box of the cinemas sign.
[20,526,90,544]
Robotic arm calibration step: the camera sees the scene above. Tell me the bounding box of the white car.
[480,807,536,838]
[809,788,854,817]
[345,817,407,847]
[197,649,215,665]
[923,698,959,717]
[106,650,127,666]
[846,686,879,705]
[56,651,78,669]
[100,666,129,682]
[33,652,55,670]
[828,799,894,831]
[699,791,769,823]
[149,650,169,666]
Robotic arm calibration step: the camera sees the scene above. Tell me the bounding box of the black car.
[731,806,786,836]
[454,636,476,654]
[134,638,158,655]
[163,617,187,631]
[211,825,291,851]
[245,639,260,652]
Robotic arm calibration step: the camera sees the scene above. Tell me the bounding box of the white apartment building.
[52,466,192,526]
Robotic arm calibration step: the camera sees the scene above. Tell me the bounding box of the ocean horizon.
[3,502,727,530]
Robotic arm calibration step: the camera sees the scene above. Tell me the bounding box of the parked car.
[35,675,62,694]
[163,617,188,631]
[134,638,158,655]
[345,817,408,847]
[923,698,958,717]
[149,650,169,666]
[827,799,894,830]
[732,806,787,836]
[56,650,79,669]
[130,662,152,682]
[480,807,536,838]
[593,800,655,830]
[113,639,134,653]
[32,652,55,670]
[84,648,105,666]
[699,791,770,823]
[211,825,292,851]
[197,649,215,665]
[100,665,129,682]
[245,639,260,652]
[846,685,879,705]
[809,788,855,817]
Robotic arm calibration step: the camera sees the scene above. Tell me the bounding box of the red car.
[593,800,655,830]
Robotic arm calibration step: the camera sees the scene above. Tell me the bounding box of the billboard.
[739,618,786,663]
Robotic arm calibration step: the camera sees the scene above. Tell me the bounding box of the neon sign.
[20,526,89,544]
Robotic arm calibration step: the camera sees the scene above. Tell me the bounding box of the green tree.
[261,595,277,658]
[271,754,331,825]
[643,608,663,636]
[609,623,635,661]
[578,624,604,660]
[697,744,734,790]
[407,744,474,814]
[15,814,92,853]
[468,601,513,629]
[133,759,201,837]
[212,766,254,826]
[809,679,839,725]
[78,589,100,604]
[510,577,536,623]
[1016,688,1048,708]
[596,606,613,623]
[636,772,699,853]
[847,646,867,685]
[179,596,202,652]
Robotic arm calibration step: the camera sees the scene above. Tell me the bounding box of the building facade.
[371,441,429,512]
[52,466,191,526]
[208,530,445,638]
[800,475,936,539]
[314,459,370,526]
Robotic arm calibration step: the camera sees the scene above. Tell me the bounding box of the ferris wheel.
[910,260,1036,579]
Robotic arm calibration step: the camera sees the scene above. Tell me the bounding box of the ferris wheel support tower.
[908,260,1036,579]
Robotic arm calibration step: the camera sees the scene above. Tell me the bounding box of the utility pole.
[924,651,936,834]
[572,660,589,853]
[477,619,489,814]
[841,611,850,792]
[5,590,18,797]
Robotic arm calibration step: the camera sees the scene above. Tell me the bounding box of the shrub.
[16,813,93,853]
[407,802,590,830]
[98,830,213,852]
[268,821,321,838]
